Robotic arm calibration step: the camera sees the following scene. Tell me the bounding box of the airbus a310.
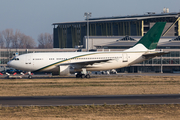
[7,22,168,78]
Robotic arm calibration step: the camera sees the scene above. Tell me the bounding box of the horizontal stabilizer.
[143,52,169,59]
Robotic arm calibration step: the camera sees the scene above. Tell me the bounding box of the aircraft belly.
[85,54,143,71]
[86,61,121,71]
[32,60,57,72]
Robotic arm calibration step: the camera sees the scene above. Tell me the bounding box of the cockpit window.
[12,58,19,61]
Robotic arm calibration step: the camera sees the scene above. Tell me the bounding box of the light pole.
[84,12,91,52]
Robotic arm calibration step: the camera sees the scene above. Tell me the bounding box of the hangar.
[53,12,180,48]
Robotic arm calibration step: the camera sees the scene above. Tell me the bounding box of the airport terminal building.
[53,12,180,48]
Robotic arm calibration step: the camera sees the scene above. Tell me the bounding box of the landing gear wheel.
[76,74,80,78]
[81,74,86,78]
[85,74,90,78]
[28,75,32,79]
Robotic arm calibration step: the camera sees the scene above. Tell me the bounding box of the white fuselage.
[7,50,147,74]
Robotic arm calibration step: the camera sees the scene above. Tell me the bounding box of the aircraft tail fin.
[126,22,166,51]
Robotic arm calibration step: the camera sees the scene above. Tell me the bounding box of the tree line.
[0,29,53,49]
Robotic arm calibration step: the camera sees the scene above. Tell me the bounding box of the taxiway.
[0,94,180,107]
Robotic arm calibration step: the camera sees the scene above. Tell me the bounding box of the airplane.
[7,22,168,79]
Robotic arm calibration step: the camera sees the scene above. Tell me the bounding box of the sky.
[0,0,180,44]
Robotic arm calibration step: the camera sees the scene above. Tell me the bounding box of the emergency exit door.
[122,53,128,62]
[26,55,31,64]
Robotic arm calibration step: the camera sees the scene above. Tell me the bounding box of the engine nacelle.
[58,65,70,76]
[51,65,76,76]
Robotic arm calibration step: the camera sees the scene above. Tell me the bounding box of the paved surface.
[1,73,180,79]
[118,73,180,76]
[0,94,180,107]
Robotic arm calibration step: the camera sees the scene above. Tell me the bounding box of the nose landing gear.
[28,75,32,79]
[28,72,32,79]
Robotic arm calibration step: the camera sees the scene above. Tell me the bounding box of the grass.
[0,76,180,96]
[0,104,180,120]
[0,75,180,119]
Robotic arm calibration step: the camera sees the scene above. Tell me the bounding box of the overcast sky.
[0,0,180,44]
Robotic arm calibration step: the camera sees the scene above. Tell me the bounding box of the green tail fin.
[134,22,166,50]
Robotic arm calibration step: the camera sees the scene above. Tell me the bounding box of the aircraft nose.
[7,61,12,67]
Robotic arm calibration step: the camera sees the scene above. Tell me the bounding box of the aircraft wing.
[143,51,169,59]
[60,59,111,67]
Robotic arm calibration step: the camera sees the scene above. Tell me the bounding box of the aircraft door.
[25,55,34,70]
[122,53,128,62]
[25,55,33,66]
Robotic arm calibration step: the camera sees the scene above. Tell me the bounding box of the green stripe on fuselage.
[33,52,99,72]
[32,51,151,73]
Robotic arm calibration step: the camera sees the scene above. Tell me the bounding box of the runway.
[0,94,180,107]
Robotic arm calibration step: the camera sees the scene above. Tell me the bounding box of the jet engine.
[51,65,75,76]
[59,65,70,76]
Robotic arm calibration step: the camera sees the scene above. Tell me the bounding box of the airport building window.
[140,58,180,65]
[0,59,9,64]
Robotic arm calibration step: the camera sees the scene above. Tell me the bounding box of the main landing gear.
[76,68,90,78]
[76,72,90,78]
